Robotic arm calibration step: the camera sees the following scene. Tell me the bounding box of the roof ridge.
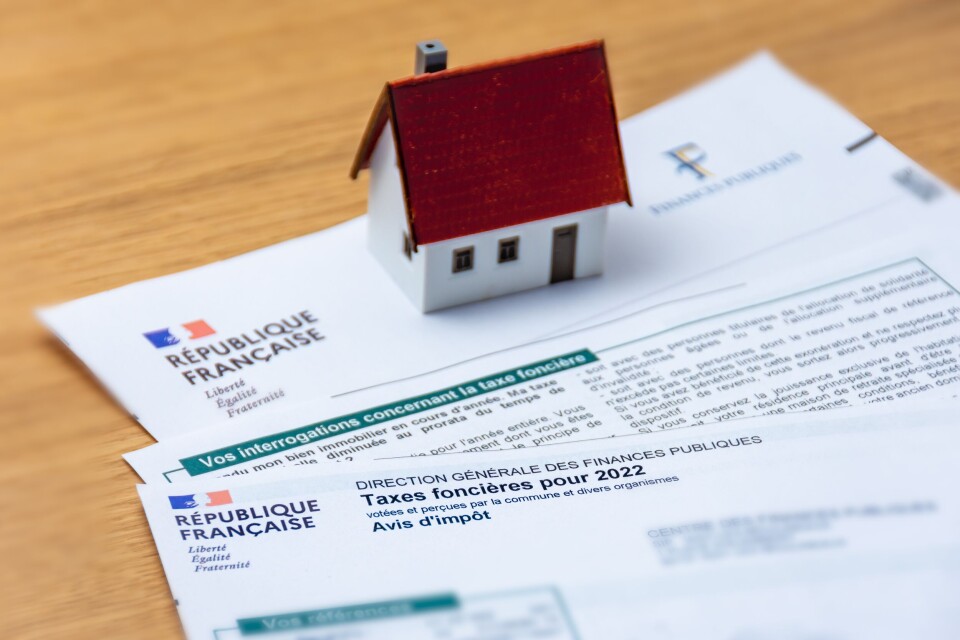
[388,39,604,89]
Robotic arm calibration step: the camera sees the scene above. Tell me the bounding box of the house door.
[550,224,578,284]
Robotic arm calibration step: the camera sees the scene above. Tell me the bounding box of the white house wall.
[366,133,426,308]
[421,207,608,312]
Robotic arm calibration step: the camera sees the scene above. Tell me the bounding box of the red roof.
[351,40,631,246]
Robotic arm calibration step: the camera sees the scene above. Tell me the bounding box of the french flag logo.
[143,320,216,349]
[168,490,233,510]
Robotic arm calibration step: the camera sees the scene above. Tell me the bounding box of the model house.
[350,39,631,312]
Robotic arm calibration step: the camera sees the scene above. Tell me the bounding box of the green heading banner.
[237,593,459,635]
[180,349,598,475]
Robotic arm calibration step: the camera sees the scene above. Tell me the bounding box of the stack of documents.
[41,53,960,638]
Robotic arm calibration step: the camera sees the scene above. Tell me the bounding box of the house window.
[452,247,474,273]
[498,237,519,263]
[402,232,412,260]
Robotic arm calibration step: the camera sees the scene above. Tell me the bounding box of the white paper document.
[137,406,960,639]
[40,52,910,440]
[127,192,960,484]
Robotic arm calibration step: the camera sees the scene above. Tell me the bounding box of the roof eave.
[599,40,633,208]
[349,85,421,252]
[349,84,391,180]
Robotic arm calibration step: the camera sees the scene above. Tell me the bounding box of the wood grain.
[1,1,957,637]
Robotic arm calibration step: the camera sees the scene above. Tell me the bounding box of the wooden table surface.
[2,0,958,637]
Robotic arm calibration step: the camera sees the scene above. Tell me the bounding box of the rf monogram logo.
[665,143,713,180]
